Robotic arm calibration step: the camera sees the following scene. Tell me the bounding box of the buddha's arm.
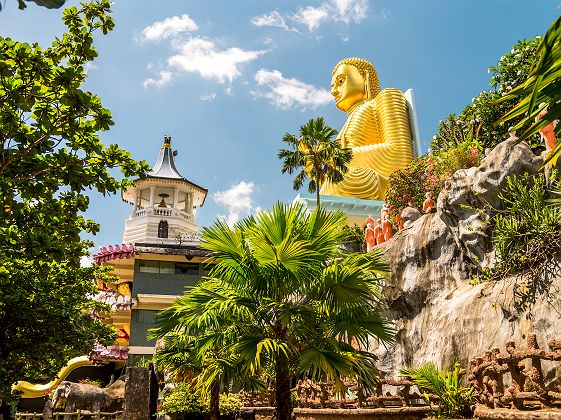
[350,88,414,178]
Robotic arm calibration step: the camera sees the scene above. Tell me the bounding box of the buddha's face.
[331,64,366,112]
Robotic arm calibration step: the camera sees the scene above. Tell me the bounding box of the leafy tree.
[278,117,352,206]
[1,0,66,11]
[497,16,561,166]
[152,203,394,420]
[432,37,541,152]
[0,0,148,410]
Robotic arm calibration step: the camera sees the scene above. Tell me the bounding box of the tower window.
[158,220,169,238]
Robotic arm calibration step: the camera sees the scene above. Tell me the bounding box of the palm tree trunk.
[316,186,320,207]
[274,354,292,420]
[209,379,220,420]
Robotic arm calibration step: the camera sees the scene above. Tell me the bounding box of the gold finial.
[332,57,380,99]
[163,135,171,148]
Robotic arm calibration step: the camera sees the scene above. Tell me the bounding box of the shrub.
[385,141,481,220]
[385,155,440,220]
[431,37,541,153]
[159,382,205,415]
[400,363,474,419]
[492,172,561,278]
[341,224,366,246]
[432,140,481,180]
[216,394,242,416]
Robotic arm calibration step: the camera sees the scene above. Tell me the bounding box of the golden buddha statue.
[321,57,415,200]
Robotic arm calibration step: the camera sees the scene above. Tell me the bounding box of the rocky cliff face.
[372,138,561,380]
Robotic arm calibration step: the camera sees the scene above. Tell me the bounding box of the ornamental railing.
[132,207,193,221]
[239,377,428,409]
[469,333,561,409]
[17,411,123,420]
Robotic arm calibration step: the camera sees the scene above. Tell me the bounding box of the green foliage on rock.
[400,363,474,419]
[432,37,541,153]
[492,172,561,278]
[0,0,148,401]
[152,202,394,420]
[385,156,440,218]
[385,140,480,220]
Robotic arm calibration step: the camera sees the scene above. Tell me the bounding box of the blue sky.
[0,0,558,250]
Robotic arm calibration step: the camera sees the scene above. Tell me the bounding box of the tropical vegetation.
[384,36,542,221]
[384,141,480,221]
[152,202,394,420]
[400,363,474,419]
[432,36,541,153]
[497,16,561,167]
[0,0,148,411]
[278,117,353,206]
[491,173,561,279]
[152,331,257,420]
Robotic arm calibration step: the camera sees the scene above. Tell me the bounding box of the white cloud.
[257,0,371,33]
[251,69,332,110]
[143,36,266,88]
[167,37,266,84]
[292,6,329,31]
[331,0,369,24]
[213,181,257,226]
[200,92,217,101]
[251,10,298,32]
[138,14,198,44]
[143,71,173,88]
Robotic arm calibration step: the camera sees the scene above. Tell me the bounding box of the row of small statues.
[365,193,436,251]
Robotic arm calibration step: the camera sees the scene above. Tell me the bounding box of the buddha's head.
[331,57,380,112]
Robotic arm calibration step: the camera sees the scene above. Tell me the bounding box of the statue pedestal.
[293,193,385,226]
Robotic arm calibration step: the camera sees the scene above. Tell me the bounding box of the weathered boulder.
[372,138,560,378]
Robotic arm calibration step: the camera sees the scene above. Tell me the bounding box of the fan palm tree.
[152,202,394,420]
[278,117,352,206]
[497,15,561,166]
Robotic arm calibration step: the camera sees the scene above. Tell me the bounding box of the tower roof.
[148,136,185,180]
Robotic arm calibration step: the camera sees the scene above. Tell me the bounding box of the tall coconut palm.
[152,202,394,420]
[278,117,352,206]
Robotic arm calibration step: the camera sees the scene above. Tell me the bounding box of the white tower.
[121,136,208,244]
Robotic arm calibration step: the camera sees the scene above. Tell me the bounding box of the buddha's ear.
[364,72,371,100]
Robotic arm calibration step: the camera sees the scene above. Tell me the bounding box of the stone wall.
[371,138,561,379]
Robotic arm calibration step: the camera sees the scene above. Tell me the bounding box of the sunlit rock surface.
[373,138,561,379]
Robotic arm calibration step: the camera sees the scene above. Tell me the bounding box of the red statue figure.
[380,204,389,221]
[382,215,394,241]
[423,192,436,213]
[374,219,384,245]
[536,105,557,152]
[365,223,376,252]
[396,213,404,231]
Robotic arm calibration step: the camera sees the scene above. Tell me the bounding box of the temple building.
[93,135,210,365]
[15,135,212,410]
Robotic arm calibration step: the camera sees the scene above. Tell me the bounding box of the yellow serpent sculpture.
[12,356,93,398]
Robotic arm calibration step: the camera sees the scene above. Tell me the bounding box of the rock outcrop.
[372,138,561,379]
